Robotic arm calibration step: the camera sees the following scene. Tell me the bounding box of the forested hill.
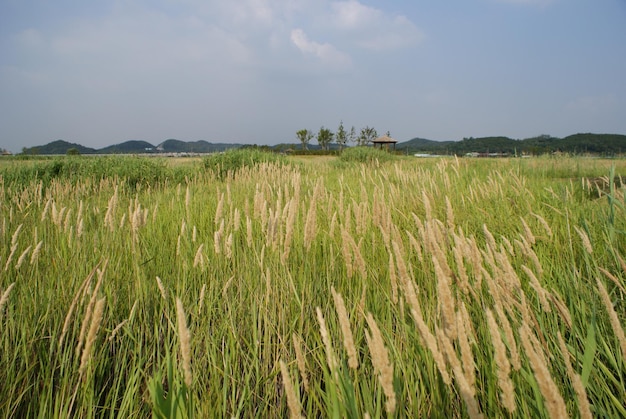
[398,133,626,155]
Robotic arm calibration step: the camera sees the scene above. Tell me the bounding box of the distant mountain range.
[21,139,246,155]
[17,133,626,156]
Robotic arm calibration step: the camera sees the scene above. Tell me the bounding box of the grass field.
[1,151,625,417]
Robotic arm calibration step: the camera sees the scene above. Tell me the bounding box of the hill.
[399,133,626,155]
[98,140,156,154]
[22,140,97,155]
[397,137,454,152]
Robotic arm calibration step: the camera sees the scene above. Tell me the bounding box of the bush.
[202,149,287,179]
[339,146,396,164]
[0,156,180,191]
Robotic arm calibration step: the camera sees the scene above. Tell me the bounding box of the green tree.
[317,126,334,151]
[296,129,313,151]
[335,121,348,151]
[66,147,80,156]
[357,126,378,146]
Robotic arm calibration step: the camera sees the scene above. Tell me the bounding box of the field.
[1,150,625,417]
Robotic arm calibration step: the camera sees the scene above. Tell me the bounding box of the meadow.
[0,150,625,418]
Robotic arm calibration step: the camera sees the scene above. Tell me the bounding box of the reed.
[176,297,193,387]
[331,286,358,369]
[79,297,105,376]
[365,313,396,414]
[279,360,303,418]
[596,278,626,361]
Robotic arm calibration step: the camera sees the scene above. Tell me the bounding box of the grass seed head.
[176,298,193,387]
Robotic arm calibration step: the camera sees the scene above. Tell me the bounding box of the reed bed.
[0,154,625,417]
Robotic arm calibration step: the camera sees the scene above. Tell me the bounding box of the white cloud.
[331,0,381,30]
[330,0,423,50]
[290,28,351,68]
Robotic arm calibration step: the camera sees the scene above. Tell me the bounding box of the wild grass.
[0,153,625,417]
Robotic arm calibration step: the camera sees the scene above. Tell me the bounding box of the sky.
[1,0,625,153]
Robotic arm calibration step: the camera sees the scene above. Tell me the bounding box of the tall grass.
[0,154,625,417]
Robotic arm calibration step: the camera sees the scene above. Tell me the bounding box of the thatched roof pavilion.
[372,135,397,151]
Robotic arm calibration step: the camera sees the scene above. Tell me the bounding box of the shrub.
[339,146,396,164]
[202,149,287,179]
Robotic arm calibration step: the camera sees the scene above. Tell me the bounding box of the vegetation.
[202,148,288,179]
[401,133,626,156]
[0,155,185,191]
[339,145,397,164]
[1,153,625,417]
[16,132,626,157]
[296,129,314,151]
[316,126,334,151]
[357,126,379,146]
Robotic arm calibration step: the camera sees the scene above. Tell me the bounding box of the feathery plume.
[176,298,193,387]
[437,327,483,419]
[79,297,105,376]
[598,267,626,294]
[520,217,536,246]
[521,265,551,313]
[486,310,516,413]
[279,360,304,418]
[292,334,309,392]
[557,333,592,419]
[15,245,32,270]
[316,307,336,371]
[58,267,97,350]
[156,276,168,301]
[0,283,15,318]
[574,226,593,254]
[198,284,206,315]
[457,306,476,391]
[193,243,205,268]
[532,212,553,238]
[331,286,358,369]
[596,278,626,361]
[365,313,396,414]
[519,325,568,418]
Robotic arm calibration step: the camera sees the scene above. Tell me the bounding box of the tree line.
[296,123,382,151]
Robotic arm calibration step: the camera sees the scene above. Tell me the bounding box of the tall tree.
[348,126,357,145]
[296,129,313,150]
[317,126,334,151]
[358,126,378,146]
[335,121,347,151]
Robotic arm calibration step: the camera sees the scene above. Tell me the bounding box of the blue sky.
[1,0,625,152]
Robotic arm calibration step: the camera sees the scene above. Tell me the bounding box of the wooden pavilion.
[372,135,397,151]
